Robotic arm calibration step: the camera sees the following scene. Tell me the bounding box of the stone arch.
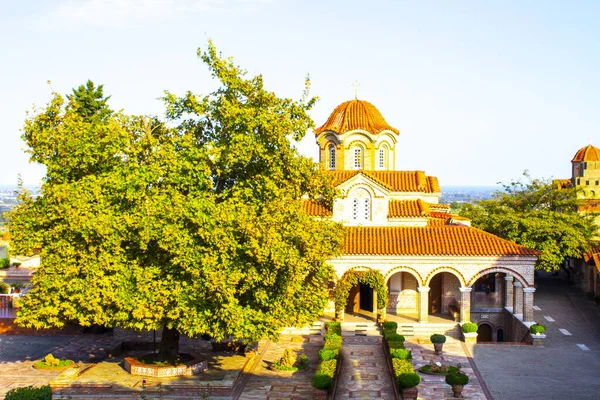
[384,266,424,287]
[335,267,387,314]
[477,321,495,342]
[467,267,529,288]
[424,267,466,287]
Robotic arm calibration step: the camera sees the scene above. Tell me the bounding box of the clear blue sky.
[1,0,599,186]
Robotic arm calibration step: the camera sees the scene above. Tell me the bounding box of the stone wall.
[442,274,460,312]
[387,272,418,313]
[504,310,530,343]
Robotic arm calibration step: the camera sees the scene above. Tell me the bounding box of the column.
[459,287,472,323]
[522,288,536,323]
[513,281,523,316]
[418,286,430,323]
[504,276,514,311]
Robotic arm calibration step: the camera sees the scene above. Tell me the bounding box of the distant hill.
[440,186,500,204]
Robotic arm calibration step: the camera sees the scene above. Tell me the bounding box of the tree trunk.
[159,326,180,362]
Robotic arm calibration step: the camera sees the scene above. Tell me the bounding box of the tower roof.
[314,99,399,135]
[572,144,600,162]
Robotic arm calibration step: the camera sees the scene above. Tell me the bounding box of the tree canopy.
[460,173,598,272]
[10,42,343,358]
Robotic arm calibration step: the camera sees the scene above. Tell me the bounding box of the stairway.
[396,322,461,339]
[279,321,325,335]
[341,321,382,336]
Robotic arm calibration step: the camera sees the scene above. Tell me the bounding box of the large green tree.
[10,43,343,360]
[460,173,598,272]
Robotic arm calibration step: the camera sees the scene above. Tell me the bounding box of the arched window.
[329,144,336,170]
[353,146,363,170]
[378,145,388,169]
[351,188,371,221]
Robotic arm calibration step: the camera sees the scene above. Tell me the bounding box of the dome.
[572,144,600,162]
[314,99,399,135]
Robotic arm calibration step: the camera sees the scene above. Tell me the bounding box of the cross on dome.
[350,80,361,99]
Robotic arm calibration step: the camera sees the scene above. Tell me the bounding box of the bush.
[312,373,333,390]
[319,348,338,361]
[271,348,297,371]
[382,321,397,334]
[5,385,52,400]
[397,372,421,388]
[34,354,74,369]
[384,332,405,342]
[430,334,446,343]
[296,353,308,370]
[326,321,342,336]
[324,333,342,349]
[390,348,412,360]
[530,324,546,335]
[316,359,337,377]
[392,358,413,377]
[0,258,9,269]
[461,322,478,333]
[446,371,469,386]
[0,281,9,294]
[388,340,405,349]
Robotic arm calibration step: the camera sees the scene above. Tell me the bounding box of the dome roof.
[572,144,600,162]
[314,99,399,135]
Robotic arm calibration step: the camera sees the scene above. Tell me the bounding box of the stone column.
[513,281,523,316]
[504,276,514,311]
[522,288,536,323]
[418,286,430,323]
[459,287,472,323]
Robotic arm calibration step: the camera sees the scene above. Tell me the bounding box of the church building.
[305,99,540,342]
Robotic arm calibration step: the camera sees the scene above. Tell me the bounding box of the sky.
[1,0,599,186]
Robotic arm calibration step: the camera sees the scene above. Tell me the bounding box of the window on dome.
[329,145,336,170]
[353,147,363,170]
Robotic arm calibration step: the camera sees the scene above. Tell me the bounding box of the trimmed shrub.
[530,324,546,335]
[0,258,9,269]
[0,281,9,294]
[446,371,469,386]
[392,358,413,377]
[382,321,397,334]
[430,334,446,343]
[296,353,308,370]
[5,385,52,400]
[390,348,412,360]
[324,333,342,349]
[461,322,478,333]
[313,373,333,390]
[384,333,405,342]
[397,372,421,388]
[388,341,405,349]
[318,348,338,361]
[326,321,342,336]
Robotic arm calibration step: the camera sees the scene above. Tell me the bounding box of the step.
[341,322,382,337]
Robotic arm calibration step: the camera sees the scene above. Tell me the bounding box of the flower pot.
[401,386,418,400]
[434,342,444,355]
[451,384,464,398]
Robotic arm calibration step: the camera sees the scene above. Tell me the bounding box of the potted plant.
[430,333,446,355]
[446,370,469,397]
[461,322,478,343]
[397,372,421,400]
[530,324,546,336]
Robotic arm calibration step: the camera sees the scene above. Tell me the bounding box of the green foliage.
[460,173,599,271]
[392,358,414,378]
[384,333,405,342]
[334,269,387,313]
[382,321,397,334]
[324,333,342,350]
[430,334,446,343]
[0,281,9,294]
[5,385,52,400]
[272,348,302,371]
[312,373,333,390]
[446,371,469,386]
[10,42,344,347]
[397,372,421,388]
[388,341,405,349]
[530,324,546,335]
[313,359,337,389]
[0,257,9,269]
[318,348,338,361]
[461,322,478,333]
[326,321,341,336]
[390,348,412,360]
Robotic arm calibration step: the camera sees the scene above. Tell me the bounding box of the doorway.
[429,274,442,314]
[359,283,374,312]
[477,323,493,342]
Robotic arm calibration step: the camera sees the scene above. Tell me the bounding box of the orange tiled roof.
[584,245,600,272]
[578,199,600,213]
[314,99,399,135]
[342,226,538,256]
[429,203,450,211]
[389,199,430,217]
[301,200,332,217]
[328,171,441,193]
[572,144,600,162]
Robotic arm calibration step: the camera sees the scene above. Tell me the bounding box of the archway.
[426,271,462,321]
[477,323,493,342]
[497,328,505,342]
[335,269,387,320]
[386,270,420,321]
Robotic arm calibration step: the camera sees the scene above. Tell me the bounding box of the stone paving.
[473,274,600,400]
[235,334,325,400]
[334,336,395,400]
[407,337,487,400]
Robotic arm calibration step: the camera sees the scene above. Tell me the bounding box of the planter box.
[530,333,546,347]
[462,332,478,344]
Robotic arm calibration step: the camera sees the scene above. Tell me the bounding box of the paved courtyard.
[473,273,600,400]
